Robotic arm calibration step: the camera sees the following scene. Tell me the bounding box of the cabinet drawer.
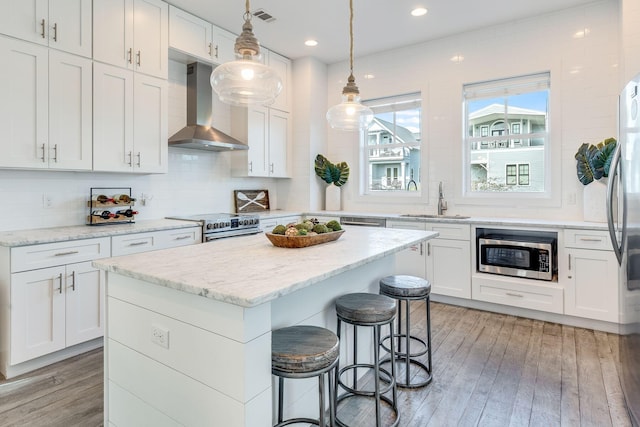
[158,227,201,249]
[564,229,612,250]
[426,222,470,240]
[112,232,162,256]
[472,276,563,314]
[11,237,111,273]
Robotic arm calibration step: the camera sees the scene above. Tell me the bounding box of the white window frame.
[462,72,555,205]
[359,93,423,199]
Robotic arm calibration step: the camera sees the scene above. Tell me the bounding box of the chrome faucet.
[437,181,448,215]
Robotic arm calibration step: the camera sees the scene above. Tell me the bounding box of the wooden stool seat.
[271,325,339,427]
[379,275,431,299]
[335,293,397,325]
[272,325,340,375]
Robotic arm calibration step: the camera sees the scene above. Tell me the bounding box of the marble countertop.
[0,219,200,247]
[93,226,438,308]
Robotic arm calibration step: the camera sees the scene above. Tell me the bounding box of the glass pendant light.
[210,0,282,106]
[326,0,373,131]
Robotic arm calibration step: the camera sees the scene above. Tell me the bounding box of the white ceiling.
[167,0,597,64]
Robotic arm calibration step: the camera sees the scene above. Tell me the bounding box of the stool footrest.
[337,363,396,397]
[380,357,433,388]
[380,334,429,358]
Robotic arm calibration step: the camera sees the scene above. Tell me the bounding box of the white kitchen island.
[93,226,437,427]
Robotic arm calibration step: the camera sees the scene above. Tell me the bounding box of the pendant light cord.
[349,0,354,75]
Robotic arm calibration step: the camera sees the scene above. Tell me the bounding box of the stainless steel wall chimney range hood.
[168,62,248,151]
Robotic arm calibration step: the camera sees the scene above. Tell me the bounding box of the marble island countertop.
[93,226,438,308]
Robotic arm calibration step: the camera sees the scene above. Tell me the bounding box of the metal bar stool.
[334,293,399,427]
[379,275,432,388]
[272,325,340,427]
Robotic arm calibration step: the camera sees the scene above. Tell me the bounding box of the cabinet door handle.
[270,163,274,173]
[214,44,219,59]
[54,250,79,256]
[248,161,253,172]
[420,242,423,256]
[40,19,46,38]
[56,273,63,294]
[40,144,46,162]
[52,144,58,162]
[127,151,133,166]
[70,271,76,291]
[568,254,572,271]
[136,152,141,167]
[136,50,141,67]
[506,292,524,298]
[208,42,212,56]
[52,23,57,42]
[127,48,133,64]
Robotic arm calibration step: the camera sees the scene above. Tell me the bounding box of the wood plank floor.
[0,302,631,426]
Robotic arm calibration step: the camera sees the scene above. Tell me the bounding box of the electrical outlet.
[151,324,169,349]
[42,193,53,208]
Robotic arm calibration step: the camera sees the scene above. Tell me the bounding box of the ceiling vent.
[252,9,276,23]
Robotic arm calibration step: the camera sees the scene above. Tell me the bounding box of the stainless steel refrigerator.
[608,72,640,426]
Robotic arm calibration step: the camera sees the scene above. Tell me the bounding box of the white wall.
[0,60,279,232]
[325,0,622,221]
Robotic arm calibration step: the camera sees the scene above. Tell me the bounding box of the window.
[464,72,549,193]
[506,163,530,186]
[363,93,422,193]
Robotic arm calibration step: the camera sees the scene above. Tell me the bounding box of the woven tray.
[265,230,345,248]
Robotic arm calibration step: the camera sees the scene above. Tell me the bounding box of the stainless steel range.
[167,213,261,242]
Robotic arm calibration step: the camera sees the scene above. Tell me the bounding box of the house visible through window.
[506,163,530,186]
[463,72,549,193]
[363,93,422,193]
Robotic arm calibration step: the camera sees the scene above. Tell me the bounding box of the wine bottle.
[115,209,138,218]
[92,210,115,219]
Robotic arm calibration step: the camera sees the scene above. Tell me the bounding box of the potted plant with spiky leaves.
[315,154,349,210]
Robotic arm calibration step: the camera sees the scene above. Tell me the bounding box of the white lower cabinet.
[386,220,471,298]
[260,216,301,232]
[11,260,105,364]
[561,229,619,322]
[3,237,111,372]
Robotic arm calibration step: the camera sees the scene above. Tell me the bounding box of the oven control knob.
[225,221,231,227]
[206,223,214,230]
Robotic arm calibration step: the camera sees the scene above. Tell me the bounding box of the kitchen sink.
[400,214,470,219]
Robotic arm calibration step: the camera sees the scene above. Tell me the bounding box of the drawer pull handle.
[506,292,524,298]
[55,250,79,256]
[128,241,149,246]
[174,235,190,240]
[579,237,602,242]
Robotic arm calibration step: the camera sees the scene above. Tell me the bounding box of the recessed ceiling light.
[573,28,590,38]
[305,39,318,47]
[450,55,464,63]
[411,7,427,17]
[363,74,375,79]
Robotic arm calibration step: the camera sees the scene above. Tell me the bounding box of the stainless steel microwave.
[478,234,556,281]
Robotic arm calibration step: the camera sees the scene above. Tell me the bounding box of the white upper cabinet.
[0,0,92,57]
[93,0,168,79]
[266,50,292,112]
[231,106,291,178]
[0,36,92,170]
[169,5,212,63]
[168,5,236,65]
[212,25,236,64]
[93,62,168,173]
